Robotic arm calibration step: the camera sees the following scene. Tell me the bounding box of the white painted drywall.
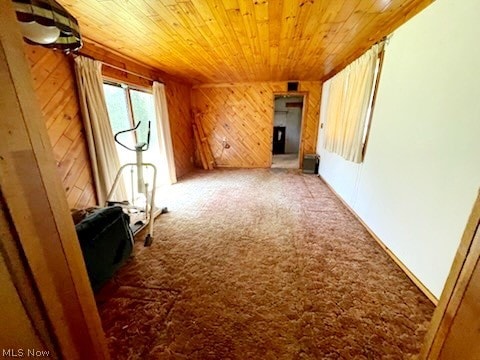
[316,0,480,298]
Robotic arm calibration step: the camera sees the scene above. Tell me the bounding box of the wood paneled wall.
[25,44,97,209]
[165,81,194,178]
[191,81,321,168]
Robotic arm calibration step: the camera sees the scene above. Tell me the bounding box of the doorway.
[271,95,304,169]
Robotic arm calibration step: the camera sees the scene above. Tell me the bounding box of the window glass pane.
[103,81,137,200]
[103,83,135,150]
[129,90,160,170]
[130,89,156,147]
[102,83,164,205]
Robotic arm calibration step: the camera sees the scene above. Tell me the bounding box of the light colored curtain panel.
[153,82,177,185]
[324,69,347,153]
[73,56,127,205]
[323,43,381,163]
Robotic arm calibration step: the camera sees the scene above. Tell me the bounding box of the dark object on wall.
[272,126,286,154]
[287,82,299,92]
[303,154,319,174]
[13,0,82,52]
[75,206,133,291]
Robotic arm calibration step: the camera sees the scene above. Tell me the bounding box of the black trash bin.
[302,154,319,174]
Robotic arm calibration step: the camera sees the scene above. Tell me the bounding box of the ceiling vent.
[287,82,299,92]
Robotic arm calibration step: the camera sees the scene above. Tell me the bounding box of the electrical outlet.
[222,137,230,149]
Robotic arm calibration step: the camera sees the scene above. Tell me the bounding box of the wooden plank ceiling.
[59,0,433,84]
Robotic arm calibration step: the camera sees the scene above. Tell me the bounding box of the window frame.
[361,47,386,159]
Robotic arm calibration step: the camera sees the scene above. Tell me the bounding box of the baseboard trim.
[318,175,438,306]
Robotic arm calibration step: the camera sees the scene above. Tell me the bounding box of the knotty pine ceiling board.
[58,0,433,84]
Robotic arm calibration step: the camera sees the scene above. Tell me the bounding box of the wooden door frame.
[270,92,308,168]
[420,189,480,359]
[0,1,109,358]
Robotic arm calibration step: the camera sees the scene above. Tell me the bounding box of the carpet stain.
[97,169,434,359]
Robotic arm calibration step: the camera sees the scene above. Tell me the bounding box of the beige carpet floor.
[97,169,434,359]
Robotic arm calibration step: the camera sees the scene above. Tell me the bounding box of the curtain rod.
[102,61,164,84]
[71,52,164,84]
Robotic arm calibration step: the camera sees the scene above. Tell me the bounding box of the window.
[103,81,159,201]
[361,51,385,158]
[103,82,157,161]
[322,42,385,163]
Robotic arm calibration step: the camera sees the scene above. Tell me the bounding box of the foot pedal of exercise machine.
[143,207,168,246]
[144,234,152,247]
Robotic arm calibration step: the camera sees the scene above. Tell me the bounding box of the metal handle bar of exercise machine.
[114,121,151,152]
[114,121,152,195]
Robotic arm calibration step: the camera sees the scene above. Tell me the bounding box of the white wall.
[316,0,480,298]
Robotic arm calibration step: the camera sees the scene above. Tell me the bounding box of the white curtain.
[74,56,126,205]
[323,43,382,163]
[324,69,347,155]
[153,82,177,185]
